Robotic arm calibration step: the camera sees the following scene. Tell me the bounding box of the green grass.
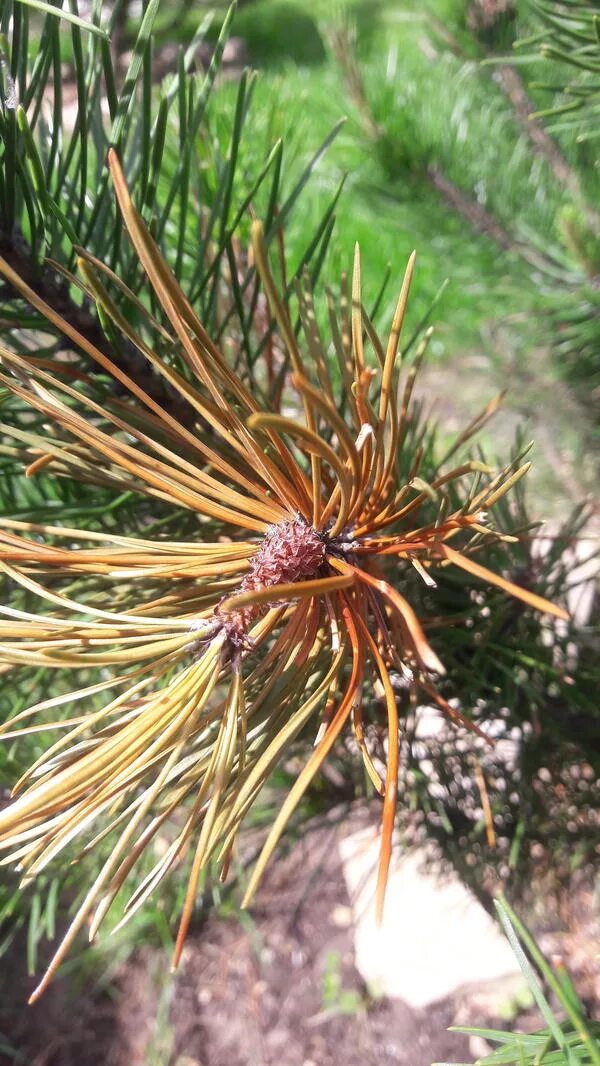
[200,0,599,497]
[211,63,528,341]
[208,6,575,303]
[437,897,600,1066]
[111,0,599,444]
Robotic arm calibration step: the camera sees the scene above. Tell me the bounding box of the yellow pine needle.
[218,573,354,614]
[440,544,570,620]
[0,154,571,996]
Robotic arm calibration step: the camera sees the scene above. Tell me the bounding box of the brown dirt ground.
[1,818,474,1066]
[1,812,597,1066]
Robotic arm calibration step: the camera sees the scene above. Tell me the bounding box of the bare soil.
[1,813,597,1066]
[1,819,472,1066]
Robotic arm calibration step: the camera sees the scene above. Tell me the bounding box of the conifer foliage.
[0,0,588,1000]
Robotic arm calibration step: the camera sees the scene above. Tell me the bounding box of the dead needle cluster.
[0,151,567,1001]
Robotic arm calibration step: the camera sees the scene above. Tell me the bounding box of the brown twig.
[0,231,196,425]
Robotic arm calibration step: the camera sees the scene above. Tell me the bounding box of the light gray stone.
[339,828,521,1008]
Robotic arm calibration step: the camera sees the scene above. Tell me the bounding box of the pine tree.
[0,0,596,1001]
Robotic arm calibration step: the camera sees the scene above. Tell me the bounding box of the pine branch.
[406,6,597,228]
[0,227,196,423]
[330,23,562,274]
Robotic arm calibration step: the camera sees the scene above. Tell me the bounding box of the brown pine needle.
[0,155,571,994]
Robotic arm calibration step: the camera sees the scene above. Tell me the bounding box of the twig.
[0,230,196,425]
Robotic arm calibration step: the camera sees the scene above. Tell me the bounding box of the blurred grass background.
[193,0,599,507]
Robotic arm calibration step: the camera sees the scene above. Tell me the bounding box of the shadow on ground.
[0,816,470,1066]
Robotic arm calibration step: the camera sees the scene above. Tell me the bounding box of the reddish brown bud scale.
[216,516,327,642]
[245,516,326,591]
